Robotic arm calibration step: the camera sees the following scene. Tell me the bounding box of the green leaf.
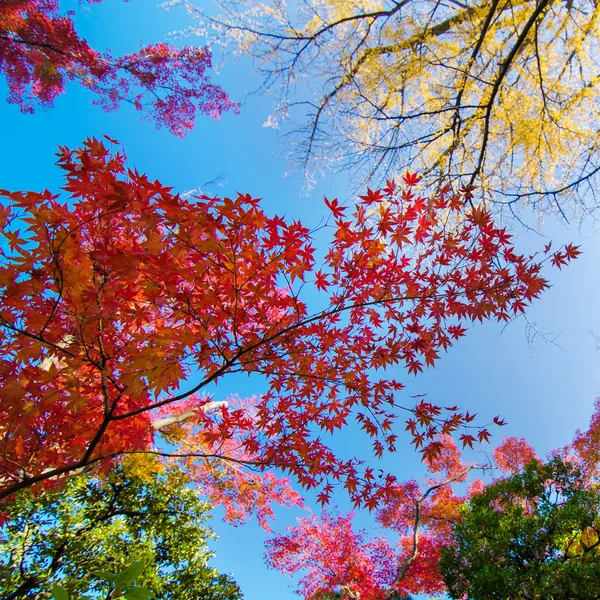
[123,587,154,600]
[91,570,118,584]
[116,562,145,587]
[52,583,70,600]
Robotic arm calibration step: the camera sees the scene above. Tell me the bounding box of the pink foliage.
[265,433,549,598]
[375,480,421,535]
[423,435,467,480]
[265,437,477,599]
[568,397,600,477]
[156,394,305,531]
[266,512,396,600]
[396,534,446,596]
[494,436,537,473]
[0,1,238,135]
[468,478,486,496]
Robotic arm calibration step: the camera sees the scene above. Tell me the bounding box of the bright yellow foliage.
[196,0,600,216]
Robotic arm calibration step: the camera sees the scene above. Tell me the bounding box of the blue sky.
[2,1,600,598]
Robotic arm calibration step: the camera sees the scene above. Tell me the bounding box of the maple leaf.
[459,434,476,449]
[324,196,345,219]
[551,251,568,268]
[477,429,492,444]
[564,243,582,260]
[314,270,329,291]
[402,171,422,186]
[359,187,385,204]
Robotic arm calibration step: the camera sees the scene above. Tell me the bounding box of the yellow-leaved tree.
[183,0,600,218]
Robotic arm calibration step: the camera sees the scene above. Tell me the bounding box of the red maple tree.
[0,0,238,136]
[0,137,575,507]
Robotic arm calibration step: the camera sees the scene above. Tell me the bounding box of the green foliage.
[53,583,71,600]
[440,457,600,599]
[0,457,243,600]
[51,562,153,600]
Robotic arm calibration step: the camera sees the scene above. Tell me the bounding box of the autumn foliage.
[440,456,600,600]
[493,435,538,473]
[570,397,600,478]
[201,0,600,212]
[0,0,238,135]
[266,436,472,599]
[0,137,575,507]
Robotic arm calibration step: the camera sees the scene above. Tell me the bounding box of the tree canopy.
[265,403,600,599]
[189,0,600,216]
[440,456,600,600]
[0,455,242,600]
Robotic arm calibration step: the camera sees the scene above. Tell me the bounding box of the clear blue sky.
[2,1,600,598]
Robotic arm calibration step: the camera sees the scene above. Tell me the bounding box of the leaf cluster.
[0,1,238,135]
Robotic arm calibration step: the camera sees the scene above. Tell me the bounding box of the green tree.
[439,457,600,599]
[0,456,243,600]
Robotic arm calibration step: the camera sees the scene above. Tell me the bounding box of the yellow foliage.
[206,0,600,216]
[580,525,599,551]
[117,453,166,483]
